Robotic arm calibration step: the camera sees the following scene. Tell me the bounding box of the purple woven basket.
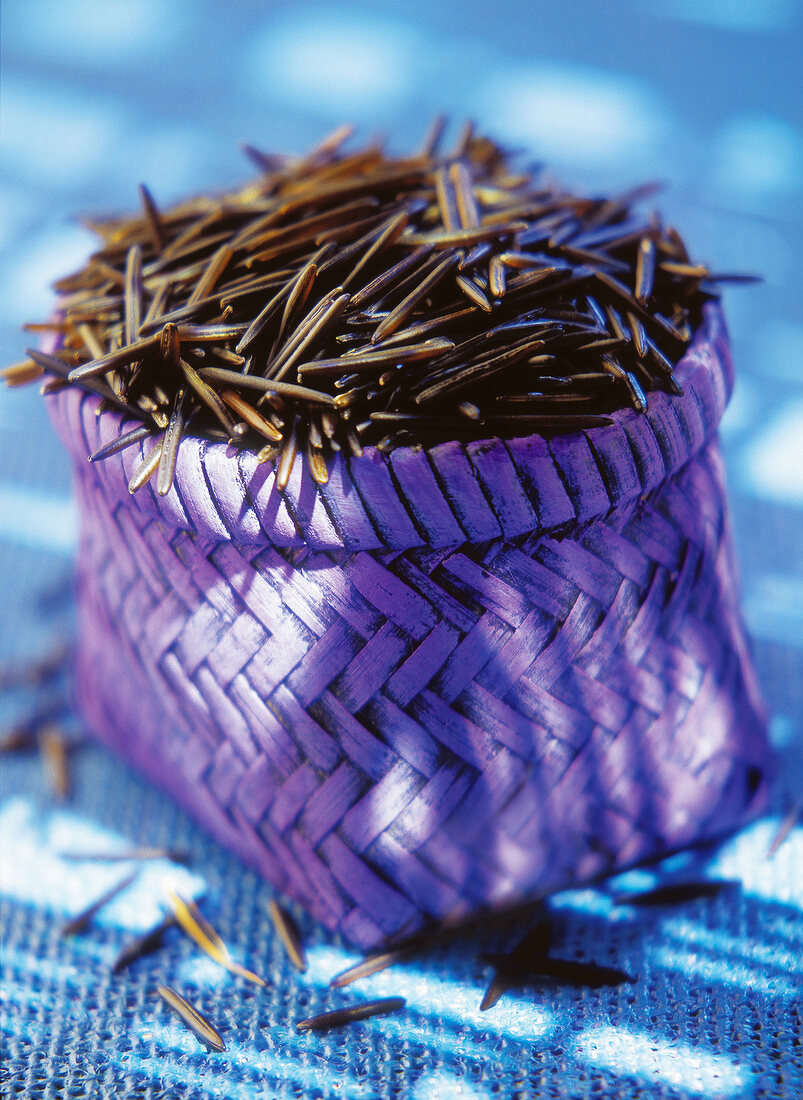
[48,300,771,948]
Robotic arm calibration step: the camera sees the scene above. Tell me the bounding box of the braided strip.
[52,302,733,551]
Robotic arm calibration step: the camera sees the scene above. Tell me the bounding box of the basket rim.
[48,300,732,552]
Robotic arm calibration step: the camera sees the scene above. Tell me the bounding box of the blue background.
[1,2,801,1097]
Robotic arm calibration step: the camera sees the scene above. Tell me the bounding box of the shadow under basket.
[49,302,772,949]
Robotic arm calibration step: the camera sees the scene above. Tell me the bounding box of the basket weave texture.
[49,302,771,948]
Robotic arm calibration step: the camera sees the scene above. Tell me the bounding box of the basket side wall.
[71,434,770,949]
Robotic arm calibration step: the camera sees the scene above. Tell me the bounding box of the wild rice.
[8,121,745,489]
[157,985,226,1052]
[295,997,406,1033]
[61,870,138,936]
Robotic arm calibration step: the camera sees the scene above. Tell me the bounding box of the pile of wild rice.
[5,121,742,496]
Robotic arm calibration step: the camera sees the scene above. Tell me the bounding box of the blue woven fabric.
[1,2,802,1096]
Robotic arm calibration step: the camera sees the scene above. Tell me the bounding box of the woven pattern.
[56,303,734,553]
[49,303,772,949]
